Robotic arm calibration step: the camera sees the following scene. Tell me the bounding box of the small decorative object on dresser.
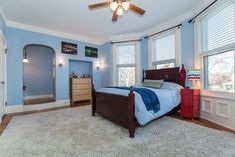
[70,78,92,106]
[180,88,200,120]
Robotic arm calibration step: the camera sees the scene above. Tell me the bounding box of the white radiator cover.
[201,96,235,130]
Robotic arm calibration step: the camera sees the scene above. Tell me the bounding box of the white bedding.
[97,82,183,125]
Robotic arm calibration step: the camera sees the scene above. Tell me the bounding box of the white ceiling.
[0,0,204,44]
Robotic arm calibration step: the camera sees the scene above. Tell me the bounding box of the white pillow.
[161,82,183,91]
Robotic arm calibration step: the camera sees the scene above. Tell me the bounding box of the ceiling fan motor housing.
[88,0,145,21]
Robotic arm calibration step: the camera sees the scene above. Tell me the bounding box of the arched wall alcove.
[23,44,56,105]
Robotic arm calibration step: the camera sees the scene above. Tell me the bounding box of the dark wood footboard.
[92,86,137,138]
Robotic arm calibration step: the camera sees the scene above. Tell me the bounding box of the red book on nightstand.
[180,88,200,119]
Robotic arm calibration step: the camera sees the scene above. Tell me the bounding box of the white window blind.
[152,31,176,69]
[201,0,235,52]
[116,45,135,65]
[153,34,175,62]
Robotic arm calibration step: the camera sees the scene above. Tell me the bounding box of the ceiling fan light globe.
[117,8,123,16]
[122,2,130,10]
[110,2,118,11]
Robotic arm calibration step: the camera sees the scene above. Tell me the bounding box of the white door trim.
[0,30,7,123]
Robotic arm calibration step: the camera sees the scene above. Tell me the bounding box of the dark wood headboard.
[142,66,186,87]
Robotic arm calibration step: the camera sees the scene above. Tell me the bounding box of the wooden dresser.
[70,78,92,106]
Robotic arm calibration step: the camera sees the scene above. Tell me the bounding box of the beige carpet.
[0,105,235,157]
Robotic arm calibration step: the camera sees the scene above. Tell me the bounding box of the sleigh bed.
[92,66,186,138]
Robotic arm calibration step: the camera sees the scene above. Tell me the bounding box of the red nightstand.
[180,88,200,119]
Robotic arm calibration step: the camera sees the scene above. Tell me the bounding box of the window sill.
[201,90,235,101]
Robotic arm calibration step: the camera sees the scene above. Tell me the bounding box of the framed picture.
[85,46,98,58]
[61,42,78,55]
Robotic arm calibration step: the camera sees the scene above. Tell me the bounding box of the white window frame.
[112,41,140,86]
[148,28,181,69]
[195,0,235,100]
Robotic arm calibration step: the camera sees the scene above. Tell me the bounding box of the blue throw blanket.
[107,87,160,113]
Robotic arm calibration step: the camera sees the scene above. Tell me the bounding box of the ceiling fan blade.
[129,3,145,15]
[112,8,119,21]
[88,2,111,9]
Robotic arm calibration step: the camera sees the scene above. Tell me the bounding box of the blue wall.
[181,20,194,87]
[6,27,102,106]
[0,14,6,35]
[100,42,112,87]
[140,37,149,72]
[69,60,92,77]
[23,45,55,97]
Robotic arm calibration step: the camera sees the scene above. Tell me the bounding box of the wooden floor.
[1,102,234,136]
[169,112,235,134]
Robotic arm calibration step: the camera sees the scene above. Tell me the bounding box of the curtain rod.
[188,0,218,23]
[110,39,142,44]
[144,24,182,39]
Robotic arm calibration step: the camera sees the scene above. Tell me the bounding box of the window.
[113,43,140,86]
[204,50,234,93]
[199,0,235,93]
[118,67,135,86]
[149,29,180,69]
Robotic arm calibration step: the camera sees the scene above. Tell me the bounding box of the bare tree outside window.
[205,50,234,93]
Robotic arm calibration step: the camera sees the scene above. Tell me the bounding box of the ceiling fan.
[88,0,145,22]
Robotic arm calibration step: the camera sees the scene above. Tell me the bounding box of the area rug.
[0,105,235,157]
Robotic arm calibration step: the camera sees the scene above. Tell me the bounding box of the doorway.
[23,44,56,105]
[0,32,6,123]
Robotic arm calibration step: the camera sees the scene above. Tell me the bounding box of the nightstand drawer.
[181,106,193,115]
[181,98,193,107]
[181,89,193,95]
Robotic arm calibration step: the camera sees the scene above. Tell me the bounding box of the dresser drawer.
[73,89,91,95]
[72,78,91,84]
[73,94,91,101]
[73,84,91,90]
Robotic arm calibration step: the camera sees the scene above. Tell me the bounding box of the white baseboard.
[6,99,70,114]
[6,105,23,114]
[25,94,54,100]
